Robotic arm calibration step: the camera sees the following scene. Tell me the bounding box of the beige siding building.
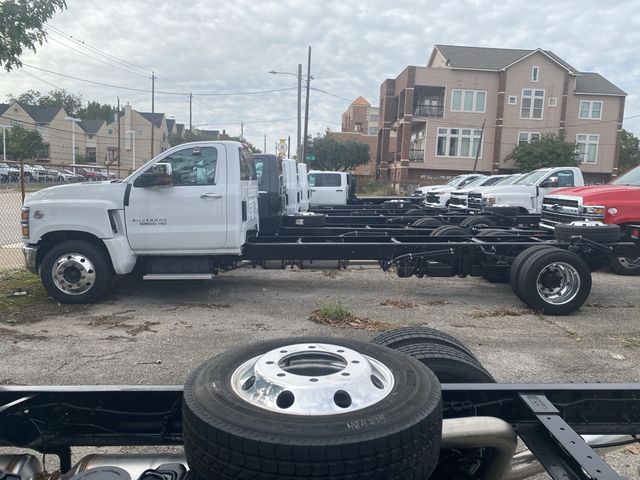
[377,45,626,188]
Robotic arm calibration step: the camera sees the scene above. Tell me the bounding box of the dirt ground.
[1,266,639,478]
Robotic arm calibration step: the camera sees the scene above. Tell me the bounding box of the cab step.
[142,273,215,281]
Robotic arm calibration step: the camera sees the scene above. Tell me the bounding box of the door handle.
[201,193,223,199]
[336,189,343,192]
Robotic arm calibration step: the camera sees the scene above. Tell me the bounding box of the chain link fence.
[0,161,130,271]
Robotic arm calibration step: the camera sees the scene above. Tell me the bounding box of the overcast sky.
[2,0,639,153]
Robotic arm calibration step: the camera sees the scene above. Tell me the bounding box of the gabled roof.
[0,104,9,116]
[166,118,176,133]
[432,45,579,74]
[79,119,104,134]
[138,111,165,127]
[18,102,63,123]
[352,96,370,107]
[575,73,626,96]
[176,124,185,136]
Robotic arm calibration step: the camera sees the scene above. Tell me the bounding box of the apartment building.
[377,45,626,187]
[341,97,379,135]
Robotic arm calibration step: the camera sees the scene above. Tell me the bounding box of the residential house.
[0,101,82,164]
[377,45,626,188]
[342,97,379,136]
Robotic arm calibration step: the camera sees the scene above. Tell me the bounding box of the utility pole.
[117,96,121,169]
[240,121,244,140]
[264,133,267,153]
[151,71,155,157]
[0,125,9,162]
[287,135,291,158]
[297,63,302,159]
[472,119,486,173]
[302,46,312,164]
[189,92,193,142]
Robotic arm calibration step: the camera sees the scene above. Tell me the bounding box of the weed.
[380,298,417,309]
[309,302,393,331]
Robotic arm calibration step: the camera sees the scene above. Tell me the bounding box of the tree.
[0,0,67,71]
[77,101,116,122]
[617,129,640,174]
[168,131,261,153]
[6,124,49,161]
[39,88,83,117]
[506,133,580,172]
[6,89,42,104]
[307,134,370,171]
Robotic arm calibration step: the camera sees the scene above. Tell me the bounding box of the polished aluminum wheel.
[231,343,394,415]
[536,262,581,305]
[51,253,97,296]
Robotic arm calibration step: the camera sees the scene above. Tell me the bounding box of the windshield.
[445,175,464,186]
[494,175,520,185]
[513,170,549,186]
[611,166,640,186]
[479,176,506,187]
[457,177,486,189]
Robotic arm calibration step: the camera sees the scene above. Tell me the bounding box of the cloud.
[2,0,638,152]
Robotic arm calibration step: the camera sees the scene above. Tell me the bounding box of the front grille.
[540,211,582,225]
[426,193,440,204]
[542,197,580,209]
[467,193,484,209]
[449,196,466,207]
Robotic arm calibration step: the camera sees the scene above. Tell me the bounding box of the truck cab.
[476,167,584,213]
[297,162,310,212]
[308,170,350,206]
[22,141,258,303]
[281,159,300,214]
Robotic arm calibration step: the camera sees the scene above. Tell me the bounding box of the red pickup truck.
[540,165,640,275]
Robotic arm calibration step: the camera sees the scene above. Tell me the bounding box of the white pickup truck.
[468,167,585,214]
[307,170,352,206]
[414,174,485,198]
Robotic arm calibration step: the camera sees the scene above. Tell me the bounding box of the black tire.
[610,256,640,275]
[517,247,592,315]
[459,216,497,229]
[395,343,495,383]
[182,337,442,480]
[509,245,558,303]
[475,229,506,237]
[430,225,470,237]
[412,217,444,227]
[281,212,326,227]
[405,208,425,215]
[370,326,478,360]
[554,224,621,243]
[40,240,112,304]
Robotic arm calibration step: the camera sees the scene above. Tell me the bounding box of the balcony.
[413,105,444,117]
[409,148,425,162]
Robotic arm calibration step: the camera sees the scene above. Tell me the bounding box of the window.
[548,98,558,107]
[162,146,218,186]
[88,134,94,140]
[531,66,539,82]
[107,128,114,135]
[436,128,482,158]
[106,147,118,161]
[137,129,144,136]
[308,173,341,187]
[521,89,544,119]
[368,115,378,122]
[508,95,517,105]
[579,101,603,120]
[239,147,256,181]
[518,132,541,145]
[576,134,599,164]
[368,127,378,135]
[451,89,486,113]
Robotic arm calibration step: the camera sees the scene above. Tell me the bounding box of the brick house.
[341,96,379,136]
[377,45,626,188]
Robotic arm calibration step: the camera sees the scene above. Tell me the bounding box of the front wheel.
[610,256,640,276]
[40,240,112,304]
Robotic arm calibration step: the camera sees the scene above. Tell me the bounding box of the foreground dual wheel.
[183,337,442,480]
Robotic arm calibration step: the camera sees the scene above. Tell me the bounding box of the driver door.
[125,145,227,253]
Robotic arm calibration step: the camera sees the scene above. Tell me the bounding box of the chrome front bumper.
[22,245,38,273]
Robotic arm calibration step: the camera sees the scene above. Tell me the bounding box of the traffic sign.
[306,155,315,161]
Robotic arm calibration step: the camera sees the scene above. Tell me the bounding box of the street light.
[269,52,313,161]
[0,124,9,162]
[65,117,81,173]
[126,130,136,171]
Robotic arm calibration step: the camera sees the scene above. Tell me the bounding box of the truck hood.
[452,185,492,195]
[481,185,537,197]
[547,185,639,203]
[25,181,128,205]
[428,186,457,195]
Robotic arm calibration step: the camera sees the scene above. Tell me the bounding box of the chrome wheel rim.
[536,262,581,305]
[231,343,394,415]
[51,253,96,295]
[618,257,640,269]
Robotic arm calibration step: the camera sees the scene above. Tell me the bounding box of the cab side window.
[163,146,217,186]
[556,170,575,187]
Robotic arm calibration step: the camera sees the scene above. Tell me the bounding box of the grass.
[308,301,393,332]
[623,337,640,348]
[380,298,417,309]
[0,269,71,322]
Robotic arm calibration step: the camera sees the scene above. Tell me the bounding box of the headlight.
[582,205,606,217]
[485,196,496,205]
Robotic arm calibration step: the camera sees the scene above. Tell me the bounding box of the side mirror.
[541,177,559,188]
[134,162,173,187]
